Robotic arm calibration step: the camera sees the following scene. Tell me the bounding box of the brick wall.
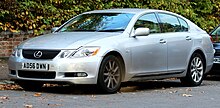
[0,31,35,58]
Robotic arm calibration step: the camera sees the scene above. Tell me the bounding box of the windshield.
[58,13,134,32]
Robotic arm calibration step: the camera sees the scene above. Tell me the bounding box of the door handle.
[159,39,166,44]
[186,36,192,41]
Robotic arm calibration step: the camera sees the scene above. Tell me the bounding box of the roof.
[84,8,181,17]
[85,8,156,14]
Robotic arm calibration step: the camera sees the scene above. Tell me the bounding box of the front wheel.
[180,53,205,86]
[97,55,123,93]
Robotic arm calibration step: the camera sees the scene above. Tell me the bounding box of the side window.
[211,26,220,36]
[158,13,181,33]
[178,18,189,32]
[134,13,160,33]
[211,26,220,42]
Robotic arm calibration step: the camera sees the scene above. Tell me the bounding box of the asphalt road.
[1,59,220,108]
[0,78,220,108]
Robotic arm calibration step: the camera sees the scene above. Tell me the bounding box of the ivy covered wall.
[0,0,219,35]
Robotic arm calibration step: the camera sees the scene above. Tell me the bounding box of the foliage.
[0,0,219,35]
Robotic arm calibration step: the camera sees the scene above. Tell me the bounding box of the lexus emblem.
[34,51,43,58]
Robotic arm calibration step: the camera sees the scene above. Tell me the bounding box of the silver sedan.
[8,9,214,93]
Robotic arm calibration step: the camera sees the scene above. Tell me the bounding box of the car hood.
[19,32,121,49]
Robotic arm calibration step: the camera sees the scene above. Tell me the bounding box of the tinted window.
[211,26,220,36]
[178,18,188,32]
[134,13,160,33]
[59,13,134,32]
[158,13,181,33]
[211,25,220,42]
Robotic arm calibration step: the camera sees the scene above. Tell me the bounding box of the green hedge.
[0,0,219,35]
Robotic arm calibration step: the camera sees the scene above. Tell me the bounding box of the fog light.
[76,72,88,77]
[64,72,88,77]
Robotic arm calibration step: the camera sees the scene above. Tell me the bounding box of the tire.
[180,53,205,86]
[97,55,123,93]
[16,81,43,91]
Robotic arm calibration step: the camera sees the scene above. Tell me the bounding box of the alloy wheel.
[190,57,203,83]
[103,60,121,89]
[98,55,122,93]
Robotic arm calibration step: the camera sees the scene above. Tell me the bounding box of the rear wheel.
[16,81,43,91]
[180,53,205,86]
[97,55,123,93]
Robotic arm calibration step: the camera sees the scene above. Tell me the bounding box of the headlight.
[60,50,76,58]
[60,47,100,58]
[11,48,17,56]
[11,48,22,57]
[73,47,100,58]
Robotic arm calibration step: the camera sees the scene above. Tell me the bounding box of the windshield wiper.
[96,29,125,32]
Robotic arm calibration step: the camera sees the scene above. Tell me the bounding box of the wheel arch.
[180,49,207,86]
[102,51,126,81]
[191,49,207,71]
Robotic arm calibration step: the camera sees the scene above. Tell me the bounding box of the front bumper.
[8,56,103,84]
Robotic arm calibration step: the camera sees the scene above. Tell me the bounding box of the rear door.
[157,13,193,72]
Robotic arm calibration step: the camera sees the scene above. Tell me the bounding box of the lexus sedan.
[210,24,220,74]
[8,9,214,93]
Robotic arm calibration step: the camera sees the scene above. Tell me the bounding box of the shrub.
[0,0,219,35]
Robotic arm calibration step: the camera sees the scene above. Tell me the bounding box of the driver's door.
[128,13,168,75]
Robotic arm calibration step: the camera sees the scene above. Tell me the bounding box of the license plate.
[214,58,220,63]
[22,63,49,71]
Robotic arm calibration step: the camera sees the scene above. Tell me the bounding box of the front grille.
[18,70,56,79]
[22,49,60,59]
[214,49,220,56]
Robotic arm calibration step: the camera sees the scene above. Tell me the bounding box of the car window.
[59,13,134,32]
[211,25,220,42]
[134,13,161,33]
[178,18,189,32]
[211,26,220,36]
[158,13,181,33]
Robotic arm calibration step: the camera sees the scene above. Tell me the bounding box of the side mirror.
[133,28,150,37]
[51,27,59,33]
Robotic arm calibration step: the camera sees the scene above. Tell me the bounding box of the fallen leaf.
[34,93,42,97]
[48,103,62,107]
[182,94,193,97]
[201,91,205,93]
[24,104,33,108]
[0,96,9,100]
[0,84,22,90]
[186,88,192,91]
[91,95,96,98]
[169,90,178,94]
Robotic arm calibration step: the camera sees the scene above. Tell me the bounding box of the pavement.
[0,58,8,80]
[0,58,13,84]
